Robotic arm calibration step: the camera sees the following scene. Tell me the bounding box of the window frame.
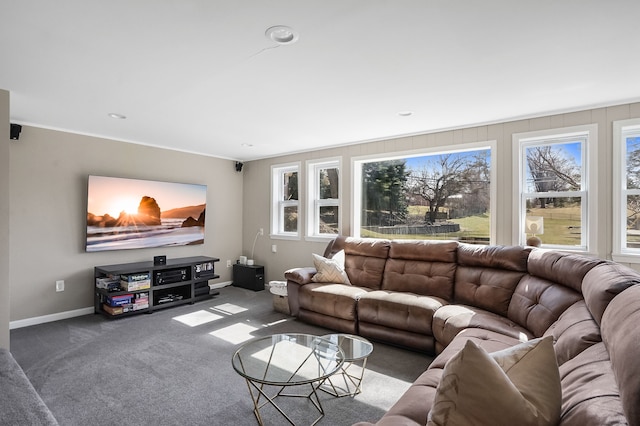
[270,162,301,240]
[306,157,342,241]
[351,141,497,243]
[512,124,598,253]
[612,118,640,262]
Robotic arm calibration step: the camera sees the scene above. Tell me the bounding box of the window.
[513,125,597,252]
[613,118,640,261]
[352,142,495,244]
[271,163,300,239]
[307,158,341,240]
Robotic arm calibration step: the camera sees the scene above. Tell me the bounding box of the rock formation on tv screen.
[181,209,205,227]
[135,196,161,226]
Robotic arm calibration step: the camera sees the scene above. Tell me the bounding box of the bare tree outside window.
[360,149,491,243]
[523,141,583,246]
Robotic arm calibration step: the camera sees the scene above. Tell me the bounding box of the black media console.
[94,256,220,318]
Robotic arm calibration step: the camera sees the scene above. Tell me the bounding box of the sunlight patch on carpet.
[210,303,248,315]
[210,322,259,344]
[172,310,223,327]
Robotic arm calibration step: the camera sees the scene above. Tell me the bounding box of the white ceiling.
[2,1,640,161]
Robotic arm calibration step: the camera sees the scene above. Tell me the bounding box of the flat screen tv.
[86,175,207,252]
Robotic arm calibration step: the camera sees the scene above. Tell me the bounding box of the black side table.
[232,264,265,291]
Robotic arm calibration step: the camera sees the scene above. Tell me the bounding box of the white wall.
[8,125,243,324]
[0,89,10,348]
[243,102,640,285]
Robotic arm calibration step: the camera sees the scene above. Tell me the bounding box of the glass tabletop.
[321,334,373,361]
[232,333,344,386]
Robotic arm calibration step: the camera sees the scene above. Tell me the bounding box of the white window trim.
[612,118,640,263]
[306,157,342,242]
[351,141,497,243]
[511,124,598,254]
[270,162,301,240]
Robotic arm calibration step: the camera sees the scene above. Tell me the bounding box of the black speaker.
[10,124,22,140]
[235,161,243,172]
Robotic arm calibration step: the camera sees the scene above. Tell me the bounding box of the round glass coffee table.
[232,333,344,425]
[320,334,374,397]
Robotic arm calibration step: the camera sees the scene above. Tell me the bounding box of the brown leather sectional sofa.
[284,236,640,425]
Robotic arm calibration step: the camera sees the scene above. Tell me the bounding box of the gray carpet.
[10,286,433,425]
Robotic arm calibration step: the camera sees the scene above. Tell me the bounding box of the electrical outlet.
[226,260,232,268]
[55,280,65,292]
[259,228,264,236]
[272,244,277,253]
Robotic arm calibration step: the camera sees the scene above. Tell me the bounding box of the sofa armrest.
[284,267,317,285]
[284,267,317,317]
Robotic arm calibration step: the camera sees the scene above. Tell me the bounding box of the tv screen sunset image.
[86,176,207,252]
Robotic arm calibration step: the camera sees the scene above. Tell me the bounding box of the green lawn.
[362,205,582,246]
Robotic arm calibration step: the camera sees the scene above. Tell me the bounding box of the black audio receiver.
[154,268,189,285]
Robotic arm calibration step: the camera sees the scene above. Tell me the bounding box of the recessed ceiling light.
[108,113,126,119]
[265,25,299,45]
[397,111,413,117]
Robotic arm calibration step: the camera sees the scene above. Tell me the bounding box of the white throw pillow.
[311,250,351,284]
[427,335,561,426]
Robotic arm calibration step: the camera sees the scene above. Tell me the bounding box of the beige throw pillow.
[427,335,561,426]
[311,250,351,284]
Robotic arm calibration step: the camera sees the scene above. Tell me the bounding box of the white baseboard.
[10,307,95,330]
[10,282,234,330]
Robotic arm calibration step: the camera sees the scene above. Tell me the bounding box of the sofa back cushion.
[507,250,600,338]
[558,342,628,425]
[542,300,601,366]
[582,260,640,325]
[526,249,603,293]
[508,275,583,338]
[328,236,390,290]
[601,284,640,425]
[454,244,530,316]
[382,240,458,300]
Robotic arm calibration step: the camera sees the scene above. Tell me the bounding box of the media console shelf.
[94,256,220,318]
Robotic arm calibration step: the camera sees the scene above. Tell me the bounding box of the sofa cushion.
[454,267,526,317]
[582,260,640,325]
[311,250,351,284]
[297,283,368,321]
[430,327,522,369]
[543,300,601,366]
[558,342,627,426]
[382,240,457,300]
[330,236,390,289]
[456,243,530,271]
[358,291,446,336]
[508,274,582,337]
[427,336,561,426]
[432,304,533,350]
[600,284,640,425]
[454,245,528,316]
[527,249,603,294]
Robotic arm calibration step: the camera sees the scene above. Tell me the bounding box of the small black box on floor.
[232,264,265,291]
